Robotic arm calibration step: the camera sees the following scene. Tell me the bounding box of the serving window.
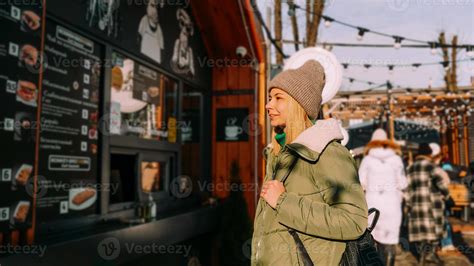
[181,84,204,181]
[109,52,178,143]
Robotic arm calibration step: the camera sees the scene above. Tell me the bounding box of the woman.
[430,142,456,253]
[251,60,368,265]
[405,143,449,264]
[358,129,407,266]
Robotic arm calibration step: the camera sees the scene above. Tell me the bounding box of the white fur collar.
[291,118,344,153]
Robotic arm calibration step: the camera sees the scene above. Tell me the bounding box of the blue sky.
[257,0,473,91]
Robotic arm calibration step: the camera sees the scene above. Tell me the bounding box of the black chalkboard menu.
[0,1,44,232]
[35,20,102,221]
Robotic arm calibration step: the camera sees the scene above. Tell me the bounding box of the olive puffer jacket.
[251,119,368,265]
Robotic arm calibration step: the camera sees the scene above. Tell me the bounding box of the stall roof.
[191,0,265,62]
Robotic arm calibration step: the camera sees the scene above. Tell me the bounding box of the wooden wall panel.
[211,66,259,218]
[212,67,229,199]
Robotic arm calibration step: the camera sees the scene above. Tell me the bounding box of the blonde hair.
[271,95,313,155]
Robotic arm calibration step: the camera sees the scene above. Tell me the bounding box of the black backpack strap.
[367,208,380,232]
[272,155,299,183]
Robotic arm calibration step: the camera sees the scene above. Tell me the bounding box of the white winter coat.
[358,147,408,244]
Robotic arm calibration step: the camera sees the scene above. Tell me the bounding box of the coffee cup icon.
[181,126,192,142]
[225,125,243,140]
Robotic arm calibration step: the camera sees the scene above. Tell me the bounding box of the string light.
[388,65,394,75]
[357,27,369,41]
[364,64,371,72]
[287,2,296,16]
[412,63,421,72]
[323,16,334,28]
[441,61,450,71]
[429,42,438,55]
[393,36,404,49]
[467,46,474,57]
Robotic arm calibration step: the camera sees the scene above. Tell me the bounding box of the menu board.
[0,2,44,232]
[36,21,101,221]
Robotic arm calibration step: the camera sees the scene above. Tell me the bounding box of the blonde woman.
[251,61,368,265]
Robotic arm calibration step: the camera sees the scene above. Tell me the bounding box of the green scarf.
[274,117,316,147]
[275,132,286,147]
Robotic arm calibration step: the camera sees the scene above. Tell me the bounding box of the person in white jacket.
[358,129,407,266]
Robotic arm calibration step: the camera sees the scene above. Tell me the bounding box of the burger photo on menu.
[12,164,33,189]
[11,201,30,225]
[21,10,41,32]
[69,187,97,210]
[19,44,39,68]
[16,80,38,107]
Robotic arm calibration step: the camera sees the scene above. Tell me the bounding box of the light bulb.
[467,46,474,57]
[388,65,394,75]
[357,28,367,41]
[429,42,438,55]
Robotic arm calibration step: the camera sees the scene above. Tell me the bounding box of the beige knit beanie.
[268,60,325,119]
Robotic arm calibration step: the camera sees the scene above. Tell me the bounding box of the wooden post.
[389,101,395,140]
[463,114,470,166]
[453,115,460,164]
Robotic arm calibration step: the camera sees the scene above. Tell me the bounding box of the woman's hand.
[260,180,286,209]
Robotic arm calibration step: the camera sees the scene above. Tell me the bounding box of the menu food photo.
[0,2,44,232]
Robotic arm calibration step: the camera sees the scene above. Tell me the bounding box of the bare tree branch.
[288,0,300,50]
[306,0,324,47]
[274,0,283,64]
